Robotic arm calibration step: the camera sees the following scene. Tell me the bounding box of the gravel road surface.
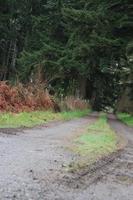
[0,115,132,200]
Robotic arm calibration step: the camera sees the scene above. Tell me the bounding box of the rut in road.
[61,115,133,200]
[0,115,132,200]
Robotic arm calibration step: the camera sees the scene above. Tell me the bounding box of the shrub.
[0,81,54,112]
[60,96,90,111]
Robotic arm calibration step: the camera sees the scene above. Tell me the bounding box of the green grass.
[60,110,89,121]
[0,109,89,128]
[71,115,117,165]
[117,113,133,127]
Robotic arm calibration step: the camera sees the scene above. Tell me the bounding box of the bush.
[0,81,54,112]
[59,96,90,111]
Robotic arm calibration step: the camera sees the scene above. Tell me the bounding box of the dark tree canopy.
[0,0,133,111]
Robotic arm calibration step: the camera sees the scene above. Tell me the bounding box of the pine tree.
[1,0,132,111]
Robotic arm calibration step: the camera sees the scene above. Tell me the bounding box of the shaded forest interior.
[0,0,133,112]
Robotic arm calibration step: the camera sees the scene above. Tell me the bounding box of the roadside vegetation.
[0,82,55,113]
[0,110,89,128]
[0,81,89,128]
[69,115,118,170]
[117,113,133,127]
[0,1,132,113]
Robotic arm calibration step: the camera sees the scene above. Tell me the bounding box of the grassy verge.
[0,110,89,128]
[117,113,133,127]
[69,115,118,170]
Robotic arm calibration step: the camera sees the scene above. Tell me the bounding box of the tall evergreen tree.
[0,0,132,111]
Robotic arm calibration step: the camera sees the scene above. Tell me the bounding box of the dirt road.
[0,115,132,200]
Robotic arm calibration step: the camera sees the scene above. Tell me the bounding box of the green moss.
[0,109,89,128]
[117,113,133,127]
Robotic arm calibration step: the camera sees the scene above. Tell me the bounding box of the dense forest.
[0,0,133,112]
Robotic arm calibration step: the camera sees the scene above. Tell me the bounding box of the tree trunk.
[117,73,133,114]
[78,76,87,99]
[11,39,17,71]
[5,39,17,79]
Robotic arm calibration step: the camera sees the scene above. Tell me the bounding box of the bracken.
[0,81,54,112]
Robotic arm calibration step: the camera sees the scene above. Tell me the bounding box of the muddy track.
[0,115,132,200]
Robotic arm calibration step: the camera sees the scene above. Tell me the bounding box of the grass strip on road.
[0,110,89,128]
[117,113,133,127]
[69,115,118,170]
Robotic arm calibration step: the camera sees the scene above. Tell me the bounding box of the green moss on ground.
[117,113,133,127]
[0,110,89,128]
